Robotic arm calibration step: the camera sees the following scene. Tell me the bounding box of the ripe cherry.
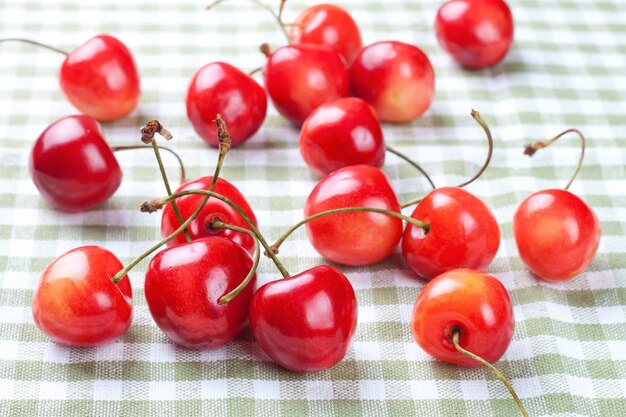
[145,236,255,350]
[262,43,349,126]
[30,115,122,212]
[350,41,435,123]
[402,187,500,280]
[299,97,385,177]
[513,129,601,282]
[250,265,357,372]
[290,3,363,65]
[187,62,267,147]
[435,0,514,69]
[32,246,133,347]
[161,176,258,254]
[304,165,402,266]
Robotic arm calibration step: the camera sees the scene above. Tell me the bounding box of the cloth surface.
[1,0,625,416]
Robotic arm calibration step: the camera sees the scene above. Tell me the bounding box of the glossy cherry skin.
[263,44,349,126]
[402,187,500,280]
[304,165,402,266]
[60,34,140,121]
[249,265,358,372]
[32,246,133,347]
[29,115,122,212]
[350,41,435,123]
[187,62,267,147]
[145,237,255,350]
[161,176,258,254]
[513,189,601,282]
[412,269,514,367]
[299,97,385,177]
[290,4,363,65]
[435,0,514,69]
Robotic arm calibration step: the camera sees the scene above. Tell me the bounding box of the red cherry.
[32,246,133,347]
[435,0,514,69]
[29,115,122,212]
[513,189,601,282]
[304,165,402,266]
[161,176,258,254]
[263,44,349,126]
[249,265,357,372]
[60,34,140,121]
[145,237,255,350]
[186,62,267,148]
[402,187,500,280]
[412,269,514,367]
[290,4,363,65]
[299,97,385,177]
[350,41,435,123]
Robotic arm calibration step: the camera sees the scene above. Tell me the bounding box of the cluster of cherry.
[4,1,601,414]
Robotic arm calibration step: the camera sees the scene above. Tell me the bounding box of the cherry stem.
[524,128,585,191]
[210,220,260,305]
[248,66,262,76]
[140,120,191,242]
[206,0,290,42]
[401,109,493,208]
[385,145,436,190]
[0,38,69,55]
[145,189,291,279]
[111,145,186,185]
[270,207,430,255]
[452,329,529,417]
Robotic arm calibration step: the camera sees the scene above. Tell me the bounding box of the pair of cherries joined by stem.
[1,34,140,121]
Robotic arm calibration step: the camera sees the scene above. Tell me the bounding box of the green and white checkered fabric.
[1,0,625,415]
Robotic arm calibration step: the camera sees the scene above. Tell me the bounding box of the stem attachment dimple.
[523,128,585,191]
[451,328,529,417]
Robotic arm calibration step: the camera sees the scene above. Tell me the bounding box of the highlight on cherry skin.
[186,62,267,148]
[299,97,385,177]
[32,246,133,347]
[161,176,258,255]
[435,0,514,69]
[350,40,435,123]
[249,265,358,372]
[304,165,403,266]
[290,3,363,65]
[29,115,123,212]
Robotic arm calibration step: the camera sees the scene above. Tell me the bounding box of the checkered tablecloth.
[1,0,625,415]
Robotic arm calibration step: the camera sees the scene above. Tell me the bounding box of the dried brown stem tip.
[214,114,232,155]
[140,120,173,144]
[523,142,547,157]
[140,199,165,213]
[260,43,271,57]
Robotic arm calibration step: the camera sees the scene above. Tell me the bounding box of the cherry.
[513,129,601,282]
[299,97,385,177]
[435,0,514,69]
[32,246,133,347]
[30,115,122,212]
[304,165,402,266]
[161,176,258,254]
[350,41,435,123]
[145,236,255,350]
[290,3,363,65]
[249,265,357,372]
[262,43,349,126]
[402,186,500,280]
[187,62,267,148]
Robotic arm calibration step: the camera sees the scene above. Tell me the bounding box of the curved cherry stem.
[145,189,291,279]
[452,329,529,417]
[385,145,436,190]
[523,128,585,191]
[206,0,290,42]
[270,207,430,255]
[401,109,493,208]
[248,66,262,76]
[111,145,186,185]
[0,38,68,55]
[210,220,260,305]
